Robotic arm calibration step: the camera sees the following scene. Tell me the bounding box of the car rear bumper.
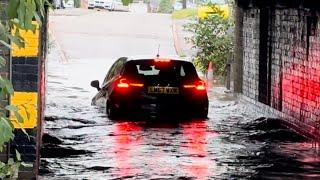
[111,95,208,118]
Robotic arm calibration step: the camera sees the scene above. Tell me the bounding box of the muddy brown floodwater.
[39,48,320,180]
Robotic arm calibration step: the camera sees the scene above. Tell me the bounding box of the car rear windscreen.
[123,60,199,79]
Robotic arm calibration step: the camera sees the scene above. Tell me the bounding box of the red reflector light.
[154,58,171,62]
[183,81,206,91]
[116,78,144,88]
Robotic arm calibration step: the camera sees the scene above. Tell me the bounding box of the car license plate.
[148,86,179,94]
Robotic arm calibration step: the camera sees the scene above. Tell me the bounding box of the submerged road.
[40,7,320,179]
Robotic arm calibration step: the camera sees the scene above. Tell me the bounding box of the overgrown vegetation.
[158,0,173,13]
[172,8,197,19]
[185,5,233,76]
[0,0,47,178]
[0,150,23,179]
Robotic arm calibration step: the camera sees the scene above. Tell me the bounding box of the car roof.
[126,55,189,62]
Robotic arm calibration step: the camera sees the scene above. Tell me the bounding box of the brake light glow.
[183,81,206,91]
[130,83,144,87]
[183,85,196,88]
[154,58,171,62]
[196,84,206,90]
[117,78,129,88]
[116,78,144,88]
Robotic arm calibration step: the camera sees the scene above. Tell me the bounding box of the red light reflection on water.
[107,119,218,179]
[181,119,218,179]
[111,121,143,177]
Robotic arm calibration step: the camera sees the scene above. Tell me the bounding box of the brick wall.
[241,5,320,138]
[276,9,320,128]
[242,8,260,100]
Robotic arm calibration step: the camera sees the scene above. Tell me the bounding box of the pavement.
[49,7,195,58]
[172,19,197,58]
[50,6,193,58]
[49,8,176,60]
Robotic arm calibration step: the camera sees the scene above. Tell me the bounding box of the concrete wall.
[240,2,320,138]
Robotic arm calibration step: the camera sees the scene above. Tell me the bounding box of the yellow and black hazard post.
[9,11,48,179]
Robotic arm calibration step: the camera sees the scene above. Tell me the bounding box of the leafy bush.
[185,7,233,76]
[122,0,133,6]
[158,0,173,14]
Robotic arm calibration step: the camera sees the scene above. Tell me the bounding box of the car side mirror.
[90,80,101,91]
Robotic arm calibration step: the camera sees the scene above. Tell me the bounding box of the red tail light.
[154,58,171,62]
[196,84,206,90]
[117,78,129,88]
[116,78,144,88]
[183,80,207,91]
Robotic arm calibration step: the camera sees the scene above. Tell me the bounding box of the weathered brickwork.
[241,3,320,138]
[242,8,260,100]
[12,57,39,92]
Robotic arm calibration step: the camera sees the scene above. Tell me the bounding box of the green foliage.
[158,0,173,14]
[185,7,233,76]
[0,118,13,152]
[121,0,132,6]
[2,0,48,48]
[0,151,22,179]
[7,0,47,27]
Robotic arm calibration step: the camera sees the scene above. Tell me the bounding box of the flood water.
[39,46,320,180]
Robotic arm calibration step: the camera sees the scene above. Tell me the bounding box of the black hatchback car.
[90,56,208,119]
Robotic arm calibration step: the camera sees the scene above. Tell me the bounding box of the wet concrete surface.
[40,9,320,179]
